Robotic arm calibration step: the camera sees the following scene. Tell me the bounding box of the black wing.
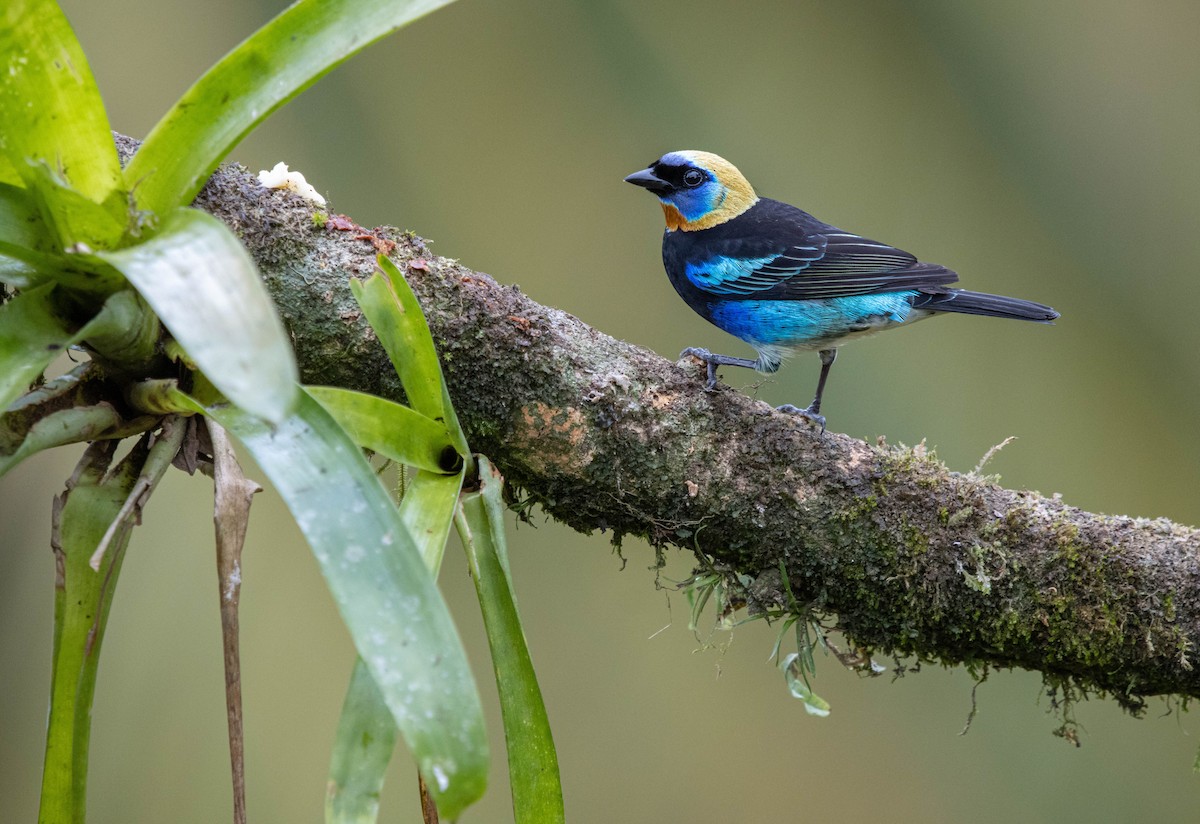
[680,199,960,300]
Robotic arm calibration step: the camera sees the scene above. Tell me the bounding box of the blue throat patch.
[661,181,724,222]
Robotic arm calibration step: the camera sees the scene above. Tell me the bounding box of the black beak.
[624,167,672,196]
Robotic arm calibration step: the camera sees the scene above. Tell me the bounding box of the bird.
[624,150,1059,431]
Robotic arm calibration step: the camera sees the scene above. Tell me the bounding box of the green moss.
[946,506,975,527]
[959,543,1005,594]
[836,494,878,524]
[900,522,930,556]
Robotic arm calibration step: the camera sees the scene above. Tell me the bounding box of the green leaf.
[0,152,18,186]
[75,289,161,376]
[458,457,564,824]
[0,0,125,247]
[0,184,121,287]
[781,653,831,717]
[0,182,55,265]
[0,282,129,411]
[125,0,458,213]
[400,469,464,571]
[2,362,91,455]
[0,404,122,480]
[0,283,73,409]
[99,208,297,422]
[0,284,162,415]
[21,163,127,252]
[327,249,478,816]
[327,469,463,823]
[326,659,399,824]
[352,258,467,455]
[306,386,461,475]
[39,435,159,824]
[0,257,41,289]
[187,389,488,817]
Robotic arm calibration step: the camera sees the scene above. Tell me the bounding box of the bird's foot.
[679,347,758,392]
[776,403,826,435]
[680,347,721,391]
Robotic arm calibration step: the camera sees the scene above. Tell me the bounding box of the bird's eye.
[683,169,705,187]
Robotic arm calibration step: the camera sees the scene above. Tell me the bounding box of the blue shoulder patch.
[686,254,790,295]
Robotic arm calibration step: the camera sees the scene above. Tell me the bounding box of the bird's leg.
[777,349,838,433]
[680,347,758,391]
[808,348,837,415]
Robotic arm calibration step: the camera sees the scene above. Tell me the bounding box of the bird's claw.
[680,347,720,391]
[777,403,826,435]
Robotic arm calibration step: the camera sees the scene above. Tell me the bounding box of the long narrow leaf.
[126,0,457,213]
[400,470,464,571]
[306,386,460,475]
[458,457,564,824]
[0,0,125,246]
[185,389,488,817]
[39,439,145,824]
[327,469,463,824]
[326,254,471,820]
[352,258,467,454]
[100,208,297,422]
[0,404,122,480]
[326,659,399,824]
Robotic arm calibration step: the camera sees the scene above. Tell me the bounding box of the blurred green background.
[4,0,1200,821]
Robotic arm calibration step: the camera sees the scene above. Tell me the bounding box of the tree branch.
[120,134,1200,705]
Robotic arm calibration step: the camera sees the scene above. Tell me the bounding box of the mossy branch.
[115,135,1200,706]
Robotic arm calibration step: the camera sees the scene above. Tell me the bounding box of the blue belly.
[708,292,919,352]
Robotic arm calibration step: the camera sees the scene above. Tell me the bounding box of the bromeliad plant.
[0,1,562,822]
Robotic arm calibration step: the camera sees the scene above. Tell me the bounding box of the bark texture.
[116,136,1200,707]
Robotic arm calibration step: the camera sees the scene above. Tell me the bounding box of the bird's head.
[624,150,758,231]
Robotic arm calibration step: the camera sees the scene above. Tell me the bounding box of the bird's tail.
[913,289,1059,323]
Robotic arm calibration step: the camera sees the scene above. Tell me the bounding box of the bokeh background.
[4,0,1200,821]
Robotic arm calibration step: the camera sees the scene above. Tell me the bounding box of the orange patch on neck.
[661,202,686,231]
